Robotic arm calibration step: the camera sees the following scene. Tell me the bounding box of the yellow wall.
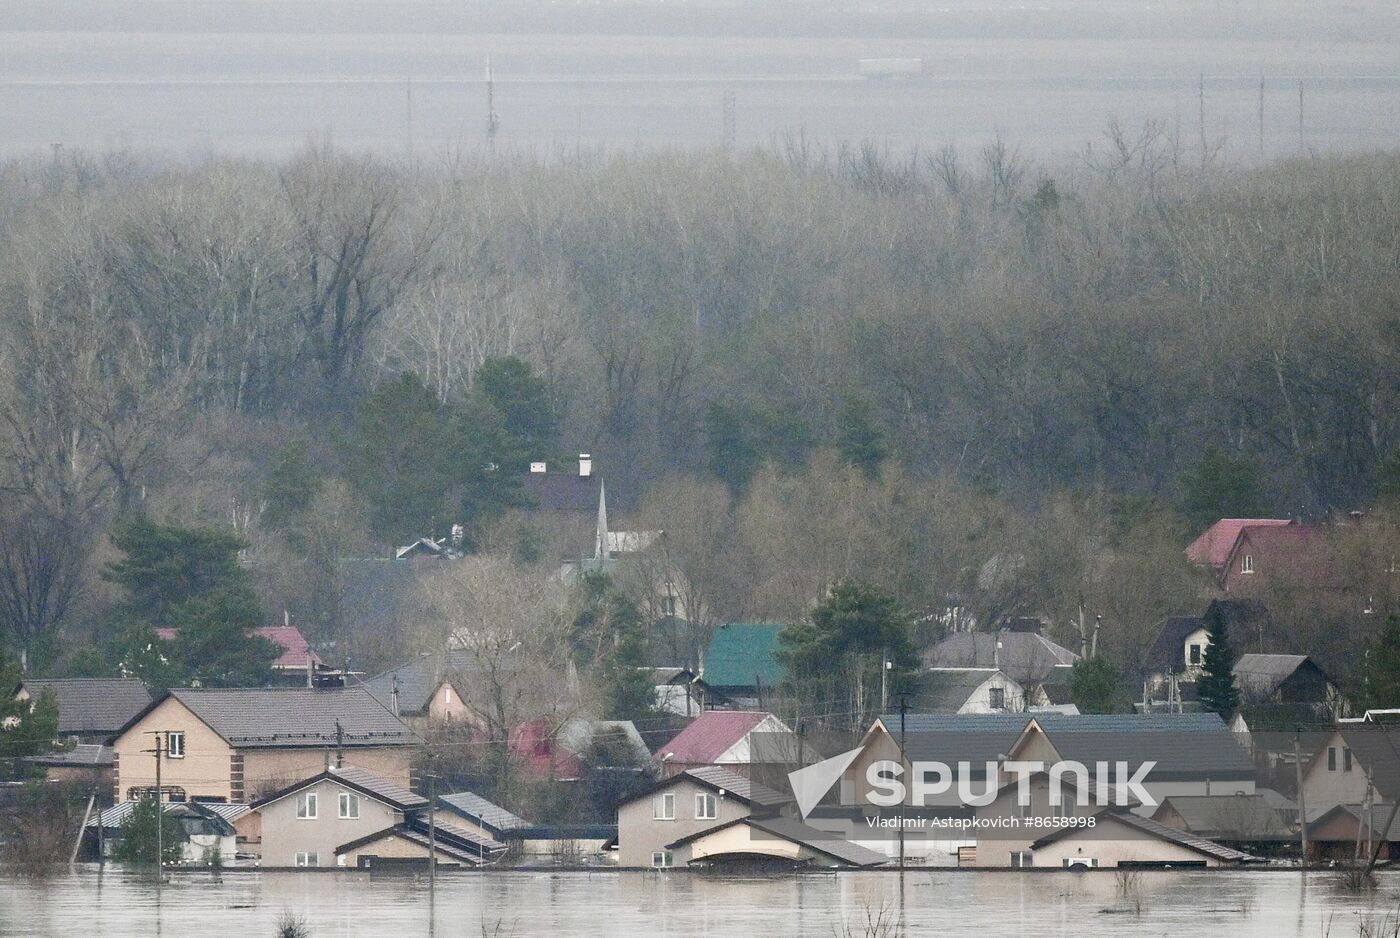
[113,697,235,802]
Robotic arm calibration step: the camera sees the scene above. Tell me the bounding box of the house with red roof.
[654,710,808,779]
[1219,524,1343,595]
[1186,519,1293,574]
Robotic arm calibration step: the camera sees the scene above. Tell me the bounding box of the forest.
[1,136,1399,694]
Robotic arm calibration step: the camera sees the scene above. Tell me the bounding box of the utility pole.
[334,719,344,769]
[1364,721,1400,876]
[144,731,166,878]
[1294,729,1309,869]
[485,56,499,147]
[898,696,908,870]
[427,772,438,891]
[880,650,889,713]
[1258,75,1266,158]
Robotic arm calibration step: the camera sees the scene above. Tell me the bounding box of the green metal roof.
[703,622,786,690]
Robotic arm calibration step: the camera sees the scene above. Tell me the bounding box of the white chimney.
[530,461,547,474]
[579,453,593,477]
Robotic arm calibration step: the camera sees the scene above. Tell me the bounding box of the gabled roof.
[703,623,785,690]
[665,815,887,867]
[1307,803,1400,841]
[1233,654,1319,698]
[876,712,1253,782]
[621,765,788,810]
[520,470,602,513]
[335,817,505,864]
[1334,723,1400,801]
[1225,525,1342,589]
[18,678,152,737]
[438,791,531,837]
[361,650,485,716]
[1187,519,1292,569]
[250,765,427,811]
[654,711,773,765]
[1031,809,1256,862]
[1144,616,1206,673]
[117,687,418,750]
[1154,794,1294,839]
[913,669,1020,712]
[922,632,1078,680]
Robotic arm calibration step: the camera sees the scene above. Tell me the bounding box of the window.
[1328,747,1337,771]
[651,850,673,868]
[166,732,184,759]
[1010,851,1032,868]
[339,792,360,819]
[297,792,318,819]
[1188,644,1203,666]
[1241,554,1254,574]
[988,686,1006,710]
[1062,857,1098,869]
[295,852,318,867]
[695,792,718,820]
[653,792,675,820]
[1344,748,1353,772]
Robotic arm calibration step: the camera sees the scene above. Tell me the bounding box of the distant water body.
[2,28,1400,160]
[0,868,1397,937]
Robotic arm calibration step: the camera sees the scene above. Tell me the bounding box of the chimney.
[451,523,465,549]
[530,461,547,474]
[578,453,593,478]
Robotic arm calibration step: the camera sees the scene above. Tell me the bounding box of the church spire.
[594,478,609,561]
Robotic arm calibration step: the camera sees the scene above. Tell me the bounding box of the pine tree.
[1362,614,1400,709]
[1196,605,1240,718]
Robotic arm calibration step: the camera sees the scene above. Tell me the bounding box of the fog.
[4,0,1399,159]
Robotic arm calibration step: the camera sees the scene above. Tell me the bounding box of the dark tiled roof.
[922,632,1078,681]
[703,623,785,690]
[145,687,418,750]
[879,712,1253,782]
[20,678,151,737]
[1144,617,1205,673]
[250,765,427,811]
[25,743,112,768]
[404,814,506,853]
[665,816,886,867]
[520,471,601,513]
[335,558,430,636]
[913,669,1011,712]
[684,765,788,807]
[1308,803,1400,841]
[438,791,531,835]
[1031,809,1256,862]
[1155,794,1294,839]
[1336,723,1400,801]
[361,650,486,715]
[1234,654,1314,698]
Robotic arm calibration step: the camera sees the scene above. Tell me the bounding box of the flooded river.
[1,869,1398,937]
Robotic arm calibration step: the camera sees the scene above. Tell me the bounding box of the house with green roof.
[702,623,787,704]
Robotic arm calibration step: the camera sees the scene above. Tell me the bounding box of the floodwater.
[1,869,1398,937]
[4,18,1400,160]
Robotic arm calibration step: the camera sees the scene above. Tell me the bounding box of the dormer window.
[988,687,1006,710]
[1188,644,1203,666]
[1240,554,1254,574]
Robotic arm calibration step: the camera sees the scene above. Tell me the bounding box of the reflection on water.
[0,869,1397,937]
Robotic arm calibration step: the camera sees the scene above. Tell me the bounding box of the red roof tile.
[655,710,771,765]
[1186,519,1292,569]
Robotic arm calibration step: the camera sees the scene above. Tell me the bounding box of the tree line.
[1,139,1399,695]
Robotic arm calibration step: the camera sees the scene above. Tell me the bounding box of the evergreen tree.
[836,396,887,478]
[112,799,185,867]
[571,574,657,722]
[0,651,58,778]
[261,442,323,528]
[1068,657,1127,714]
[1196,605,1241,718]
[1362,614,1400,709]
[473,356,560,469]
[103,518,277,689]
[778,580,916,726]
